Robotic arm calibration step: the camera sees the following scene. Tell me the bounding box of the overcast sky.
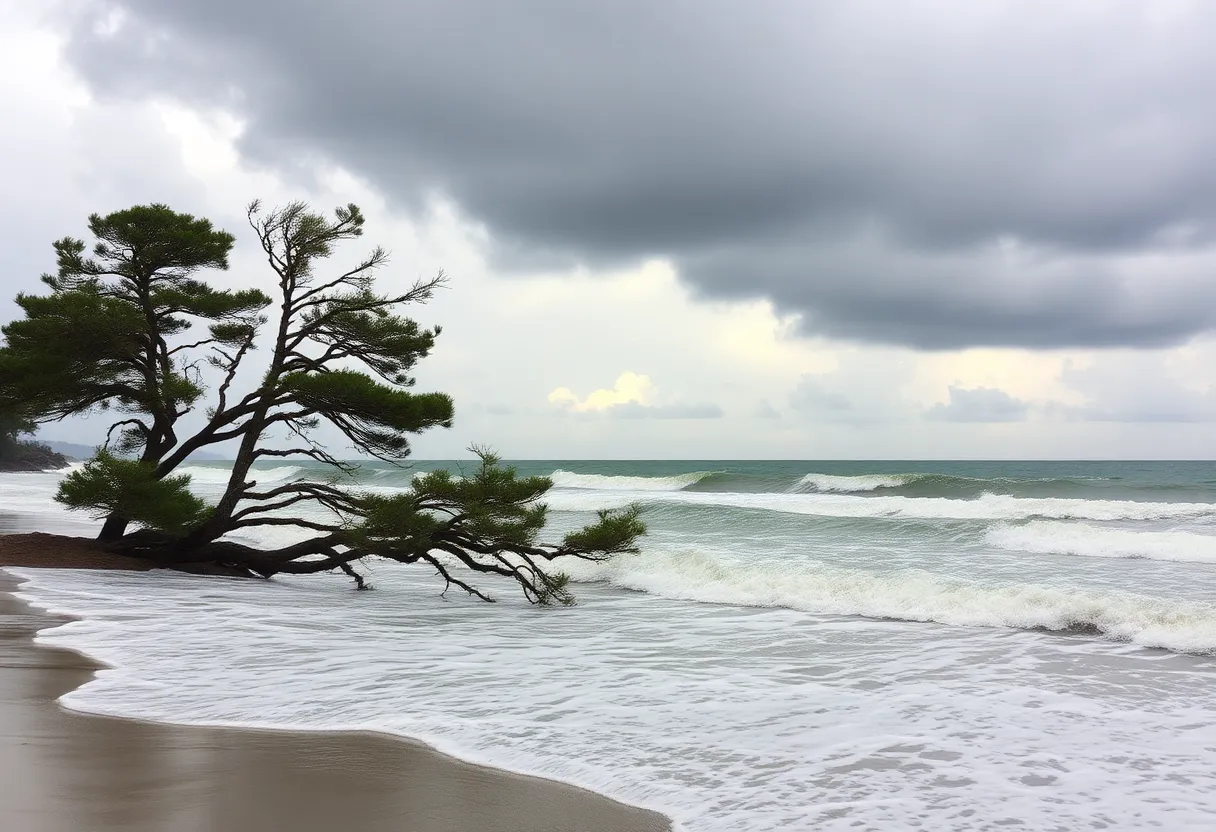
[5,0,1216,458]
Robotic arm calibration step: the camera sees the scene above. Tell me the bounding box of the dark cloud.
[55,0,1216,348]
[925,386,1029,423]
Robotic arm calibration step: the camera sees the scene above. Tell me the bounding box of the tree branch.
[418,552,497,602]
[229,517,343,532]
[167,337,218,356]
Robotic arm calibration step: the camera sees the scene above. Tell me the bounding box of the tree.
[0,412,34,445]
[0,204,270,536]
[0,201,644,603]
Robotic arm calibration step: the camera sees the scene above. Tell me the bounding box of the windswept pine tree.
[0,202,643,602]
[0,205,269,535]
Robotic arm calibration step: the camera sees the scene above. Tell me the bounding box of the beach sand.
[0,564,671,832]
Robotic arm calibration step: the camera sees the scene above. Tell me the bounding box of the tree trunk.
[98,439,168,543]
[98,514,130,541]
[185,292,292,545]
[183,422,262,546]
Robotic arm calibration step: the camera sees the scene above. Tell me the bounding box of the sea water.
[3,460,1216,830]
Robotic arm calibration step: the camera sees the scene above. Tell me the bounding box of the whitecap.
[987,521,1216,564]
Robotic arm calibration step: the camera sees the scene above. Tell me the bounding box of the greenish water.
[189,458,1216,502]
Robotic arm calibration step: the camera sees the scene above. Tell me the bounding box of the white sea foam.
[549,470,710,491]
[987,521,1216,564]
[793,472,911,492]
[547,488,1216,522]
[10,565,1216,832]
[0,471,99,534]
[564,546,1216,652]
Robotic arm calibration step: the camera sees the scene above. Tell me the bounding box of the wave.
[987,521,1216,564]
[177,465,302,486]
[790,470,1130,499]
[538,468,1145,499]
[563,547,1216,653]
[545,468,1127,498]
[546,488,1216,522]
[548,467,1216,502]
[793,472,913,492]
[549,469,712,492]
[124,463,1216,503]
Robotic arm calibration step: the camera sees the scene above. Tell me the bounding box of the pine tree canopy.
[0,204,270,464]
[56,451,212,535]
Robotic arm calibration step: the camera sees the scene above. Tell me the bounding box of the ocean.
[3,459,1216,830]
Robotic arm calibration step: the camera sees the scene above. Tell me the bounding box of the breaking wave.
[546,489,1216,522]
[177,465,302,486]
[793,473,913,492]
[791,471,1129,499]
[549,470,713,492]
[987,521,1216,564]
[564,547,1216,653]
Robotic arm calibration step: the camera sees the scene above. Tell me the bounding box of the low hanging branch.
[2,200,646,603]
[99,449,644,605]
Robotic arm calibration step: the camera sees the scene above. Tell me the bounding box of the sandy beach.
[0,568,670,832]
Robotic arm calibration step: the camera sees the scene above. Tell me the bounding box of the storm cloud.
[53,0,1216,348]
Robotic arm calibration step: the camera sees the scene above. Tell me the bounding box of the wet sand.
[0,571,671,832]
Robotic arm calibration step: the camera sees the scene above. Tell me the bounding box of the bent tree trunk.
[98,514,129,542]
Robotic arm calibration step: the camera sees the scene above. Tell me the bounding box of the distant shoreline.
[0,441,68,473]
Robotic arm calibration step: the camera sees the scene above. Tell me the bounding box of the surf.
[546,488,1216,523]
[987,521,1216,564]
[563,545,1216,654]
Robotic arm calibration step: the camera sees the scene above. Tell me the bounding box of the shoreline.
[0,566,671,832]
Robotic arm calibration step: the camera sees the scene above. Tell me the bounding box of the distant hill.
[42,440,227,462]
[0,438,68,472]
[41,441,100,461]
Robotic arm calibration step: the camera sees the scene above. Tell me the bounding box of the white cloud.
[787,352,918,425]
[753,400,781,420]
[611,402,723,420]
[925,386,1030,423]
[548,373,721,420]
[548,371,655,412]
[1060,352,1216,423]
[789,378,854,416]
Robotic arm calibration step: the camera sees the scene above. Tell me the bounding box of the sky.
[4,0,1216,459]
